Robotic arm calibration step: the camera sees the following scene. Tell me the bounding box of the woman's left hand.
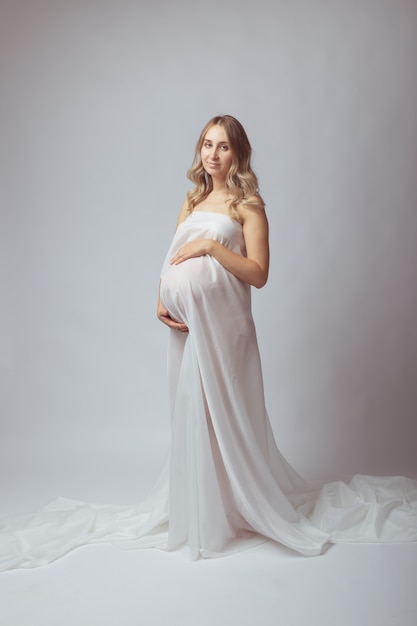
[170,239,212,265]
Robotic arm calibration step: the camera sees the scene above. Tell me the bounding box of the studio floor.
[1,438,417,626]
[1,538,416,626]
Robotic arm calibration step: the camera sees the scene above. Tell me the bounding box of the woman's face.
[200,125,233,180]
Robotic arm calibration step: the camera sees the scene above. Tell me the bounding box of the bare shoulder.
[238,196,268,229]
[176,196,191,228]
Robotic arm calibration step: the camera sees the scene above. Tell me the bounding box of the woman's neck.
[210,173,228,193]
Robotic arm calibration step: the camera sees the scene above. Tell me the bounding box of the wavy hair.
[186,115,264,218]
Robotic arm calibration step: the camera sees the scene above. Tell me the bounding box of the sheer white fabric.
[1,211,416,571]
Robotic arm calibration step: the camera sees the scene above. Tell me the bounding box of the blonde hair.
[186,115,264,218]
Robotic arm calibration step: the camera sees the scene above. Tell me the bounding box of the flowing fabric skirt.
[1,212,416,571]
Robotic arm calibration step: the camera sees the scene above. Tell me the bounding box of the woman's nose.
[210,147,219,159]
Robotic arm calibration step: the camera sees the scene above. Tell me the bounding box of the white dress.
[1,211,416,570]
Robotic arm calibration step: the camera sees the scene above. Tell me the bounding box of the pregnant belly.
[160,256,221,324]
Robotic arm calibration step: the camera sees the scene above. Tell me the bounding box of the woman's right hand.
[157,300,189,333]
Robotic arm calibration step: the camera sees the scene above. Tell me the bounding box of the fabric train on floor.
[1,212,416,571]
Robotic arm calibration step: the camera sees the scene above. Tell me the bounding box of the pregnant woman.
[1,115,416,570]
[156,115,329,557]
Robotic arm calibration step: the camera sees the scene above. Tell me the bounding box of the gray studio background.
[1,0,416,514]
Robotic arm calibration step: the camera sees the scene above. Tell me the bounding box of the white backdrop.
[1,0,416,514]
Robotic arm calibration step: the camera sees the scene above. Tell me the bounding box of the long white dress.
[1,211,416,570]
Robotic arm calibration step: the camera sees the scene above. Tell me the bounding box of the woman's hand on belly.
[157,299,189,333]
[170,239,212,265]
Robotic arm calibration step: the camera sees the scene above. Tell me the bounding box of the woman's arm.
[175,197,190,228]
[157,198,192,331]
[170,205,269,289]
